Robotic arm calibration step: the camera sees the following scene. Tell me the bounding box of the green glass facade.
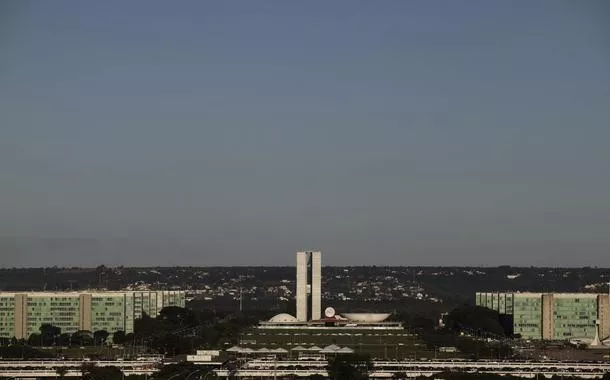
[25,296,80,338]
[476,292,608,340]
[0,296,15,338]
[91,295,126,334]
[0,290,186,339]
[552,296,598,339]
[513,295,542,339]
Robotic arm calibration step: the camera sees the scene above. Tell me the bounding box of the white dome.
[268,313,298,323]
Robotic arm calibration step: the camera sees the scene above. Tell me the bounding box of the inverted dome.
[268,313,298,323]
[342,313,391,322]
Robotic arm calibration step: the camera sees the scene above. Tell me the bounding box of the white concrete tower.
[311,251,322,321]
[296,251,309,322]
[296,251,323,322]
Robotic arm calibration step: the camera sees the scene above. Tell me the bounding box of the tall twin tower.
[296,251,322,322]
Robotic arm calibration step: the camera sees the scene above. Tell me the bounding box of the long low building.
[0,290,185,339]
[476,292,610,340]
[215,359,610,379]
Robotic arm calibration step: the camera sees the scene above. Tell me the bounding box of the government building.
[0,290,185,339]
[476,292,610,340]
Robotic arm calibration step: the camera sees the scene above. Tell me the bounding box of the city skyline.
[1,1,609,267]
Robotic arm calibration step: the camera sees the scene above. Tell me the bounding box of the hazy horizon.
[1,1,609,267]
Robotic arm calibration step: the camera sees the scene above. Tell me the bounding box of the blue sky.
[1,1,609,267]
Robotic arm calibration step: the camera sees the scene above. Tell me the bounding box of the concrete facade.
[541,294,554,340]
[13,294,27,340]
[295,251,322,322]
[0,290,185,339]
[477,292,609,340]
[598,294,610,340]
[79,294,93,332]
[296,252,309,322]
[311,251,322,321]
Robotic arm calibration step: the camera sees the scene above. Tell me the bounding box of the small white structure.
[320,344,355,354]
[587,320,610,348]
[438,346,459,353]
[187,349,221,363]
[226,346,242,353]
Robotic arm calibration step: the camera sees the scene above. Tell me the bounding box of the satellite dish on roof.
[324,307,336,318]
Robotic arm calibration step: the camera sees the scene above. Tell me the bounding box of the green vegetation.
[327,354,372,380]
[81,363,123,380]
[122,307,268,356]
[0,344,55,359]
[444,305,511,337]
[396,304,514,360]
[2,303,513,361]
[151,362,217,380]
[1,306,263,360]
[55,366,69,379]
[80,363,147,380]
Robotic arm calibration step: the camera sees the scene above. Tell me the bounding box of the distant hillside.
[0,266,608,309]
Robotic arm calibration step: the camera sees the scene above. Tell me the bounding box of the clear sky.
[1,1,609,267]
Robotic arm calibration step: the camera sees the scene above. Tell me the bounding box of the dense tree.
[94,330,110,346]
[444,305,508,337]
[27,333,43,346]
[71,330,94,346]
[55,366,69,379]
[82,363,123,380]
[129,307,258,354]
[125,332,136,344]
[40,324,61,346]
[0,344,54,359]
[396,312,437,333]
[199,326,222,347]
[425,373,532,380]
[112,330,126,345]
[134,313,158,338]
[152,362,200,379]
[327,354,372,380]
[57,333,72,346]
[150,333,194,356]
[159,306,197,327]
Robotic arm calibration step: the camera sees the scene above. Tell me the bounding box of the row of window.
[557,323,595,328]
[94,317,117,321]
[517,323,540,328]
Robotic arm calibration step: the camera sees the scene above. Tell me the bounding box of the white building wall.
[296,252,308,322]
[311,251,322,321]
[157,292,164,315]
